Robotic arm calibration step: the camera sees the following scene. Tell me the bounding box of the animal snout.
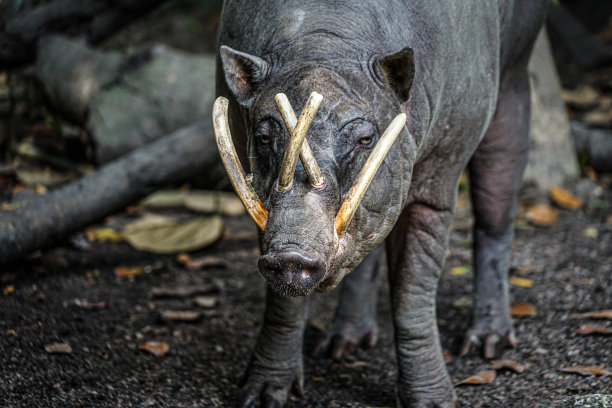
[258,251,326,296]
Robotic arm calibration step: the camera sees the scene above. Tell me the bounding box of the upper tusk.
[335,113,407,237]
[275,93,325,188]
[277,92,324,192]
[212,96,268,231]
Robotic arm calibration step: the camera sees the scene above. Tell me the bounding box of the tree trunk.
[523,29,580,189]
[0,121,220,264]
[1,0,169,68]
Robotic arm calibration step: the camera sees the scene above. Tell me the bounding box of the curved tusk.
[335,113,407,237]
[275,93,325,188]
[213,97,268,231]
[277,91,324,192]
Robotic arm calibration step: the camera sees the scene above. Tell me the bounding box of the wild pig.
[213,1,548,406]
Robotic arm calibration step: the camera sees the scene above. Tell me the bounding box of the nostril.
[258,251,326,285]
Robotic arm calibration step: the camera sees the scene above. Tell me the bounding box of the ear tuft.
[373,47,415,103]
[220,45,269,106]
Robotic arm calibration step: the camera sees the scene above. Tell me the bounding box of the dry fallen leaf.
[443,350,453,364]
[457,370,496,385]
[490,359,527,373]
[549,186,584,211]
[113,266,143,278]
[583,227,599,239]
[511,265,539,275]
[184,191,245,216]
[509,277,534,288]
[450,266,470,276]
[575,323,612,335]
[176,253,227,270]
[452,296,472,308]
[138,341,169,357]
[561,85,599,109]
[122,214,223,254]
[572,310,612,320]
[160,310,202,322]
[69,298,107,310]
[559,365,612,376]
[510,301,537,317]
[194,296,217,308]
[343,361,368,368]
[44,343,72,354]
[87,227,123,243]
[524,203,559,226]
[141,190,245,216]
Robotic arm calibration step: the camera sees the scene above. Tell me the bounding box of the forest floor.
[0,178,610,408]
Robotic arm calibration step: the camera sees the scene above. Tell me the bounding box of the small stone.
[555,394,612,408]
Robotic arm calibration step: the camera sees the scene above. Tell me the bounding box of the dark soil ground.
[0,180,611,408]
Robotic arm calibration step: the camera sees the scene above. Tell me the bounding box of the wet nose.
[258,251,326,292]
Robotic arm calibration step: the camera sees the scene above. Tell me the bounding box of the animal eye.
[358,136,372,146]
[260,134,271,144]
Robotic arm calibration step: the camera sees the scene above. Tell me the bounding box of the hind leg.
[460,65,531,359]
[312,245,384,360]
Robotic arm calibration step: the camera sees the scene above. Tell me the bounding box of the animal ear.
[373,47,415,102]
[219,45,269,106]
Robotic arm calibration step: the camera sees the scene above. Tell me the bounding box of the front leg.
[386,203,456,408]
[313,245,384,360]
[240,288,309,408]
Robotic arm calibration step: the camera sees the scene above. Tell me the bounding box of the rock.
[524,29,580,189]
[570,121,612,173]
[556,394,612,408]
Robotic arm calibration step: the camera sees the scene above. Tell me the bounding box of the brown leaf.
[510,301,537,317]
[524,203,559,226]
[151,284,218,299]
[122,214,223,254]
[511,265,539,275]
[509,277,534,288]
[176,253,227,270]
[160,310,202,322]
[44,343,72,354]
[113,266,143,278]
[549,186,584,210]
[443,350,453,364]
[573,310,612,320]
[138,341,169,357]
[457,370,496,385]
[575,323,612,335]
[490,359,527,373]
[559,365,612,376]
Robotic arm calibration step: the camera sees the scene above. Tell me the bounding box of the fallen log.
[1,0,169,68]
[0,121,224,264]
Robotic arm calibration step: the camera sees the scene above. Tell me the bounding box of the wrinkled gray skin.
[215,1,547,407]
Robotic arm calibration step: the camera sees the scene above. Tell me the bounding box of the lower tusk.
[277,92,323,191]
[335,113,407,237]
[213,97,268,231]
[275,93,325,188]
